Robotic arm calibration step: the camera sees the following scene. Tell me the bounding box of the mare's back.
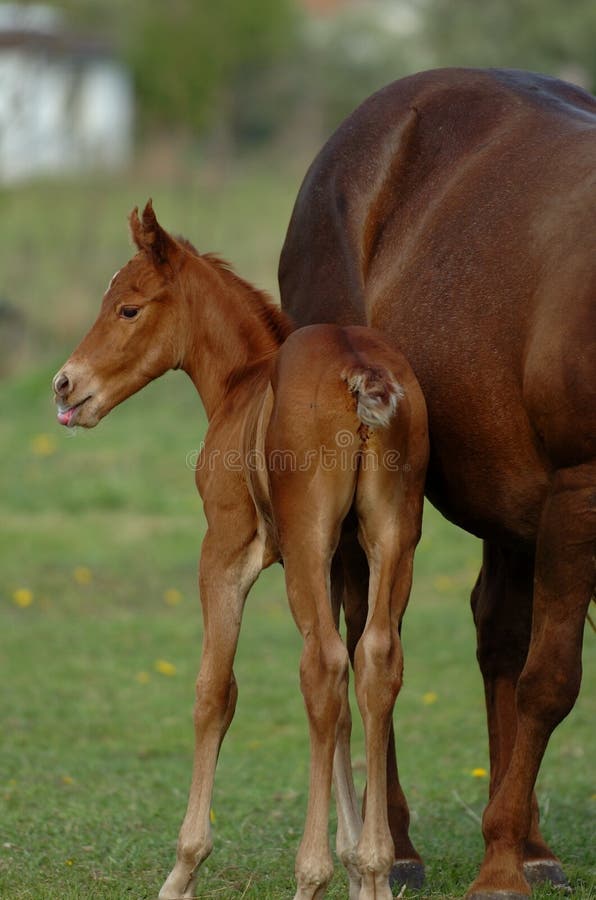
[280,68,595,332]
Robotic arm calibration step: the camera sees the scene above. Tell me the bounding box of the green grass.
[0,171,594,898]
[1,359,594,900]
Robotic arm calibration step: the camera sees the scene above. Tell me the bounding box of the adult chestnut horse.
[279,68,595,899]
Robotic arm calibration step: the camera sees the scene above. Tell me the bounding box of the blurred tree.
[423,0,596,90]
[15,0,595,157]
[293,8,427,132]
[126,0,299,134]
[27,0,299,135]
[252,3,427,148]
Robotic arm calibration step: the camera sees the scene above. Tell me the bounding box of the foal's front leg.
[159,527,263,900]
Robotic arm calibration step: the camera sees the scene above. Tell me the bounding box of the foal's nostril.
[53,371,70,395]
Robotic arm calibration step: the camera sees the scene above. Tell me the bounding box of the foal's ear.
[129,199,179,270]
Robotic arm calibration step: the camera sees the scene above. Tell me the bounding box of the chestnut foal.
[53,202,428,900]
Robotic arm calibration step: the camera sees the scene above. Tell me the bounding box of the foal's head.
[53,201,191,428]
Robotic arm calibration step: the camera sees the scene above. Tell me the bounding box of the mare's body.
[279,67,596,898]
[53,203,429,900]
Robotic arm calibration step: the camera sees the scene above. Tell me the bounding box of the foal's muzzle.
[52,365,94,427]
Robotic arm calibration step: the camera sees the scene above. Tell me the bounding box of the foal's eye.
[120,306,140,320]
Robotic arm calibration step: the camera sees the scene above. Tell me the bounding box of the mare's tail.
[342,364,404,429]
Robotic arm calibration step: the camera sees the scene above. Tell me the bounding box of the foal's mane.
[176,236,293,350]
[202,252,294,348]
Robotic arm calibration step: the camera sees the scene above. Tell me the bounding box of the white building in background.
[0,4,133,183]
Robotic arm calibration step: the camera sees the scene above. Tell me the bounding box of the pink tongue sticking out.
[57,407,75,426]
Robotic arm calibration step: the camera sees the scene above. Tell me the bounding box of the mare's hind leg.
[471,542,568,889]
[333,527,424,896]
[468,462,595,898]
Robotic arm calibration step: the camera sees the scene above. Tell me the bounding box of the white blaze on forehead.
[105,268,122,295]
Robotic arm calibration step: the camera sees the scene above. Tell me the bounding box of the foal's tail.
[342,364,404,429]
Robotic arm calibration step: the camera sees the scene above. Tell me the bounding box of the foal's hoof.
[523,860,570,890]
[389,860,425,892]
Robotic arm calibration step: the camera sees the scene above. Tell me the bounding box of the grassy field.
[0,170,594,899]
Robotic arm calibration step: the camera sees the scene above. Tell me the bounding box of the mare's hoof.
[389,860,425,891]
[523,860,570,890]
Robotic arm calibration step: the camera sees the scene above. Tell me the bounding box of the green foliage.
[125,0,297,133]
[423,0,596,88]
[12,0,596,152]
[281,13,420,135]
[13,0,299,137]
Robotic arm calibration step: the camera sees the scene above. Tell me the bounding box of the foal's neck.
[181,253,291,419]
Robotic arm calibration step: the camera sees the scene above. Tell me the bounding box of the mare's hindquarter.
[279,67,596,544]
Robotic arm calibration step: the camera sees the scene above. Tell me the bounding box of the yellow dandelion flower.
[135,671,151,684]
[65,859,74,866]
[73,566,92,585]
[164,588,182,606]
[471,767,488,778]
[31,433,57,456]
[209,808,216,824]
[12,588,33,608]
[265,603,283,620]
[433,574,454,592]
[154,659,176,677]
[61,775,74,785]
[422,691,438,705]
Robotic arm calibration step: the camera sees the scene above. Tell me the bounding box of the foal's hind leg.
[333,528,424,896]
[351,475,423,900]
[285,549,350,900]
[330,548,363,900]
[273,476,354,900]
[471,542,569,888]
